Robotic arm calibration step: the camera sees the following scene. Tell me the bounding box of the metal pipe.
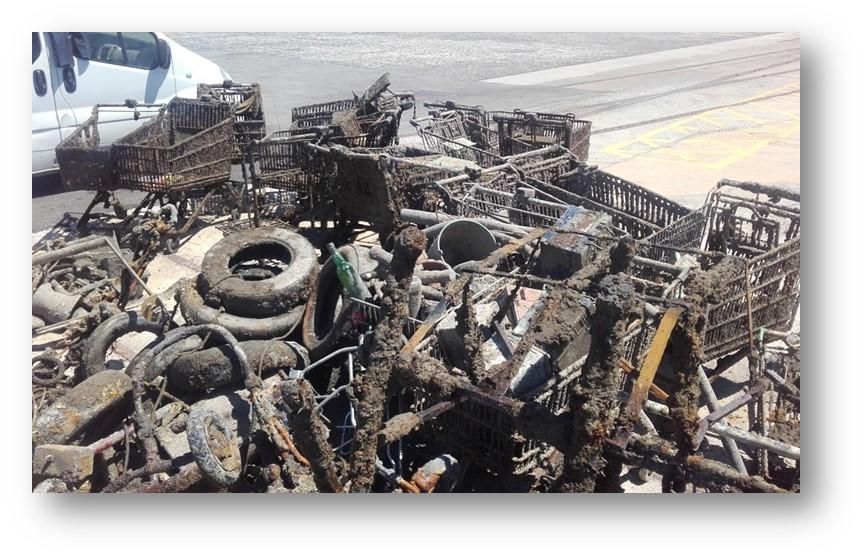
[697,366,748,474]
[631,255,688,275]
[32,236,113,267]
[400,208,531,235]
[296,346,360,379]
[644,399,799,460]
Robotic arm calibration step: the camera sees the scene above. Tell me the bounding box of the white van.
[31,32,231,176]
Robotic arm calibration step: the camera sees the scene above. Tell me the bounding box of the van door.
[49,32,176,146]
[32,32,62,174]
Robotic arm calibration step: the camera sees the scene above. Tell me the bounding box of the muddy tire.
[186,408,241,488]
[198,227,318,318]
[301,245,358,360]
[81,311,164,378]
[177,280,305,341]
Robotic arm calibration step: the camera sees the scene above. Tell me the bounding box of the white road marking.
[482,33,798,86]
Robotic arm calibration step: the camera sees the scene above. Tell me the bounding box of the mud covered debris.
[32,75,800,493]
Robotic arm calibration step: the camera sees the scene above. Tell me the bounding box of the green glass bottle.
[327,243,371,301]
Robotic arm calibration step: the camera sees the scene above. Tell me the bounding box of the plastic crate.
[197,82,266,162]
[111,97,234,192]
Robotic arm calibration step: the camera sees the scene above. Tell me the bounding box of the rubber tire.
[81,311,164,378]
[186,408,241,488]
[198,227,318,318]
[167,339,298,393]
[301,245,358,360]
[178,279,305,341]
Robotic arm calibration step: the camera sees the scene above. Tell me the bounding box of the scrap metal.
[31,75,801,493]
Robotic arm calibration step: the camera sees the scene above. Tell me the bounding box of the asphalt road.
[33,32,799,233]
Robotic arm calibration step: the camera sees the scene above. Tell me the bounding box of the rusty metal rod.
[697,366,748,474]
[644,399,799,460]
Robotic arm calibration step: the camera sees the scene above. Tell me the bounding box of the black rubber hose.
[143,335,204,382]
[126,324,250,486]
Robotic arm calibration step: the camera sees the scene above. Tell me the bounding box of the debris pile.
[32,74,800,493]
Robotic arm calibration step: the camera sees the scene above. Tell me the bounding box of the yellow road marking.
[603,81,800,169]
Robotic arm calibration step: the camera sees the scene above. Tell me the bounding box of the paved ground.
[31,32,800,232]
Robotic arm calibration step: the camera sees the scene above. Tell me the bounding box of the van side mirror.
[156,39,171,69]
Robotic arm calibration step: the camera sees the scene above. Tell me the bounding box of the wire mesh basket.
[423,101,500,152]
[111,97,235,192]
[197,82,266,162]
[55,103,163,191]
[291,98,358,129]
[461,185,570,227]
[290,80,414,149]
[251,129,326,214]
[698,180,800,360]
[411,117,505,169]
[553,165,692,240]
[490,110,592,161]
[640,209,707,263]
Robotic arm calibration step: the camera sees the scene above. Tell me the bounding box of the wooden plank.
[623,307,682,419]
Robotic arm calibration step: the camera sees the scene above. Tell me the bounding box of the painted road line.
[483,33,798,86]
[601,82,799,170]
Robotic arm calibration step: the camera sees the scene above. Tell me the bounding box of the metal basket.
[291,98,358,129]
[411,117,505,169]
[111,97,235,192]
[698,180,800,361]
[490,110,592,161]
[640,209,707,263]
[291,90,411,149]
[417,311,649,478]
[251,129,325,213]
[55,103,163,191]
[553,165,692,239]
[423,101,500,152]
[461,185,569,227]
[197,82,266,162]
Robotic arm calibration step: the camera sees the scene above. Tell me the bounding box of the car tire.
[198,227,318,318]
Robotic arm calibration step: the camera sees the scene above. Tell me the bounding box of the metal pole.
[644,399,799,461]
[697,366,748,474]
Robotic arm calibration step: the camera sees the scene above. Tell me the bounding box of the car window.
[120,33,159,69]
[32,32,41,64]
[76,32,158,70]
